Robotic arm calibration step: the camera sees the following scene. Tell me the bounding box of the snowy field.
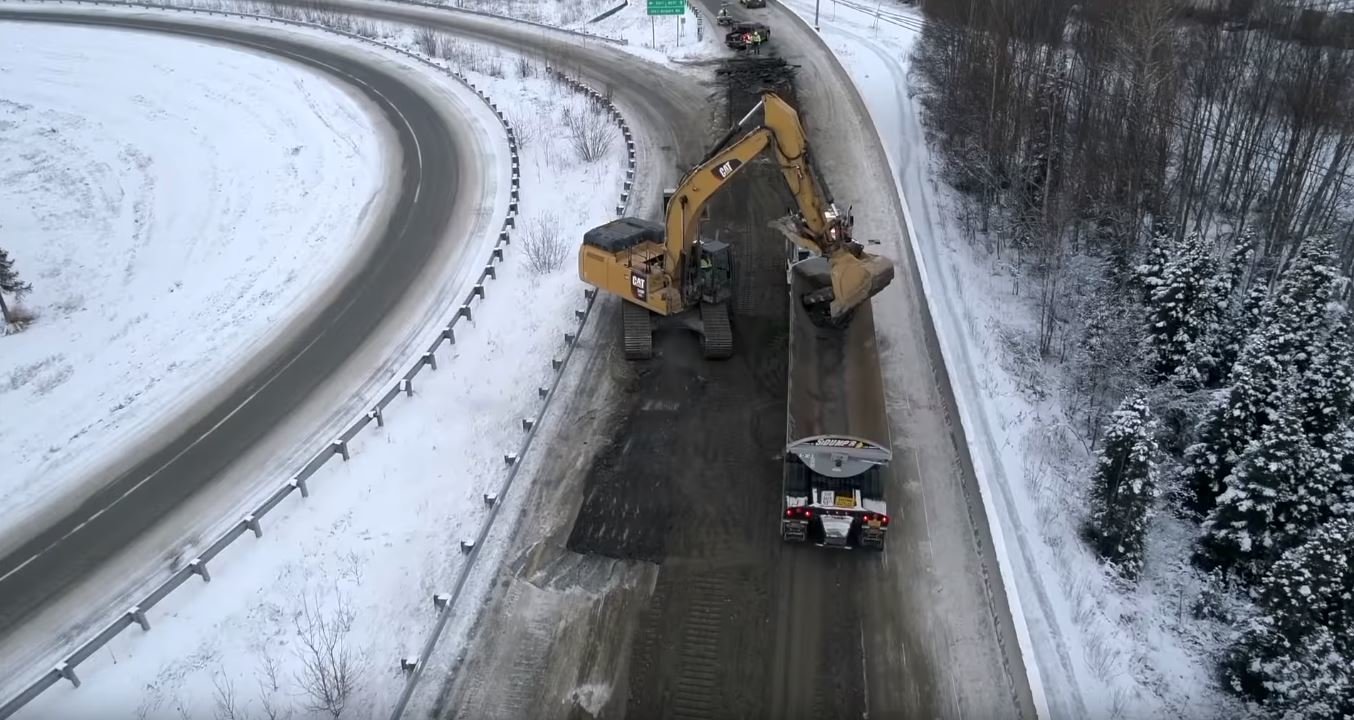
[12,22,626,719]
[437,0,719,60]
[0,22,388,541]
[774,0,1238,717]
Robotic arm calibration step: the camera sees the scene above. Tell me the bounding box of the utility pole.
[814,0,821,29]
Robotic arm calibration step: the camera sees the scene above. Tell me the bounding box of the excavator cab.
[691,240,734,306]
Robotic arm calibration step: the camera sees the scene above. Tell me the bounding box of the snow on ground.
[774,1,1241,717]
[0,22,388,535]
[13,27,625,719]
[587,0,722,61]
[436,0,722,61]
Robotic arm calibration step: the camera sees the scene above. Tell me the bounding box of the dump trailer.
[781,257,893,550]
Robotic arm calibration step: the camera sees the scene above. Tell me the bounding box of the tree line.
[910,0,1354,714]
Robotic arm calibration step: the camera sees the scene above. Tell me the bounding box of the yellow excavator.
[577,91,894,360]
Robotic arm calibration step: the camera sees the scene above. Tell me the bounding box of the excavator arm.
[662,92,893,321]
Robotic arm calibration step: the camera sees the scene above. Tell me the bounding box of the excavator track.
[700,302,734,360]
[622,300,654,360]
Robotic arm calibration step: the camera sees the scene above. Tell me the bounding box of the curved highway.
[0,10,465,634]
[0,4,1039,719]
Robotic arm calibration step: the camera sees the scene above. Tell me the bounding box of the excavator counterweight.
[578,91,894,359]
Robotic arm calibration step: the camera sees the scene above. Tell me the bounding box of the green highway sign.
[647,0,685,15]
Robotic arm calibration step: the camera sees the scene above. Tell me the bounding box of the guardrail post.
[473,284,486,300]
[484,265,497,280]
[423,351,438,371]
[458,304,473,322]
[584,288,598,300]
[521,418,535,431]
[369,407,384,428]
[401,378,414,397]
[491,247,504,261]
[538,386,549,399]
[551,358,564,371]
[499,229,511,245]
[290,475,310,498]
[483,492,498,507]
[189,558,211,583]
[564,332,577,345]
[459,540,475,554]
[442,325,456,345]
[503,453,517,466]
[332,439,350,461]
[129,606,150,631]
[432,593,450,611]
[244,514,262,538]
[55,662,80,688]
[400,657,418,674]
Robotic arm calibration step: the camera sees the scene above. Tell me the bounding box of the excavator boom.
[577,91,894,360]
[662,93,893,323]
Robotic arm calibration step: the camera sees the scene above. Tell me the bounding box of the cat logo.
[712,158,742,180]
[630,271,648,301]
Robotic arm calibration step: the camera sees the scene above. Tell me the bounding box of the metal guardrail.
[387,65,640,720]
[0,2,637,717]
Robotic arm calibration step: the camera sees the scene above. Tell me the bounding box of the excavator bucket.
[827,250,895,320]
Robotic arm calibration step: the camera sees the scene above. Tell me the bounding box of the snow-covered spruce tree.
[1176,233,1256,391]
[0,246,33,326]
[1142,232,1217,383]
[1182,351,1289,517]
[1084,392,1159,579]
[1181,237,1339,515]
[1294,316,1354,445]
[1199,393,1337,577]
[1224,517,1354,715]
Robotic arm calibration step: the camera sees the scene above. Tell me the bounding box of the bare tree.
[522,212,568,275]
[562,104,615,162]
[291,589,363,719]
[414,26,441,57]
[212,668,248,720]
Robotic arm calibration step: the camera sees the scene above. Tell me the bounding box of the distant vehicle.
[725,21,771,50]
[739,0,767,7]
[716,6,736,25]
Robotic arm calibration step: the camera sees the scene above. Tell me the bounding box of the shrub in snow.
[521,212,569,275]
[1084,392,1159,580]
[1224,517,1354,717]
[562,104,615,163]
[0,246,34,330]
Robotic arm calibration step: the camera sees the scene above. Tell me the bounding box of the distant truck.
[725,21,771,50]
[780,257,893,550]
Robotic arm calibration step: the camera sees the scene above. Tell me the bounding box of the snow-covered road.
[0,21,389,545]
[3,11,625,718]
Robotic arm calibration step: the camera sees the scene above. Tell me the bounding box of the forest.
[910,0,1353,715]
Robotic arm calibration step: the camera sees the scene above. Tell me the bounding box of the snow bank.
[10,20,627,720]
[773,0,1241,717]
[0,22,388,535]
